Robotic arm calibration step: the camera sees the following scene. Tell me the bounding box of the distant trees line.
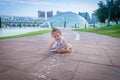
[95,0,120,24]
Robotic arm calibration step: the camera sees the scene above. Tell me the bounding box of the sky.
[0,0,106,18]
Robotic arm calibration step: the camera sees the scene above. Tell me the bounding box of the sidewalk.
[0,29,120,80]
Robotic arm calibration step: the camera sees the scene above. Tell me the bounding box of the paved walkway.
[0,29,120,80]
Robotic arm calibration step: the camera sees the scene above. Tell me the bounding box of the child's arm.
[57,39,72,53]
[47,41,54,51]
[63,39,69,50]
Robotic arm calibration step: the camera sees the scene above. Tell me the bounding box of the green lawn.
[74,24,120,38]
[0,29,51,40]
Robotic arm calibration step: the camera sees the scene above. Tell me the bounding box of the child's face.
[52,32,61,41]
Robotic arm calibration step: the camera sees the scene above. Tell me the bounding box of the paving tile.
[0,52,47,70]
[69,51,112,65]
[0,69,36,80]
[104,49,120,67]
[110,57,120,67]
[73,62,120,80]
[108,45,120,51]
[105,49,120,57]
[0,65,10,74]
[74,47,107,57]
[27,54,78,80]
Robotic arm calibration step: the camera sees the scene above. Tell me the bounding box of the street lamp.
[106,0,113,25]
[62,17,66,28]
[0,17,1,28]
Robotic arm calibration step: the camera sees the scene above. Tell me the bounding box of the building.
[41,12,88,28]
[79,12,91,23]
[91,13,98,23]
[38,11,53,23]
[56,11,64,15]
[56,11,72,15]
[38,11,45,18]
[38,11,45,23]
[0,15,41,27]
[47,11,53,19]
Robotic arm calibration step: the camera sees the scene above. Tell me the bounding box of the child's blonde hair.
[51,28,61,35]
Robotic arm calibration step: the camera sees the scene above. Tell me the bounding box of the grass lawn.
[74,24,120,38]
[0,29,51,40]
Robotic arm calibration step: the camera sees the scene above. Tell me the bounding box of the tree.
[95,0,120,24]
[111,0,120,24]
[95,1,108,23]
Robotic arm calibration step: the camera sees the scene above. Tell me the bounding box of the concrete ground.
[0,29,120,80]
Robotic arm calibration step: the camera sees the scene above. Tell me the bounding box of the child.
[48,28,72,54]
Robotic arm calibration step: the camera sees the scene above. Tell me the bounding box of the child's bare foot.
[67,48,72,53]
[55,50,61,53]
[54,49,72,54]
[59,50,69,54]
[68,49,72,53]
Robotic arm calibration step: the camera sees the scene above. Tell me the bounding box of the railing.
[1,22,42,28]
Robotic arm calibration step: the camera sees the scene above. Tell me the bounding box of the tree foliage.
[95,0,120,24]
[111,0,120,24]
[95,1,108,22]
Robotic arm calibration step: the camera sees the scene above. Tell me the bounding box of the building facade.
[38,11,45,23]
[47,11,53,19]
[91,13,98,23]
[38,11,53,22]
[79,12,91,23]
[41,12,89,28]
[0,15,41,28]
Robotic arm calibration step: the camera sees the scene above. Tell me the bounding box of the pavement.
[0,29,120,80]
